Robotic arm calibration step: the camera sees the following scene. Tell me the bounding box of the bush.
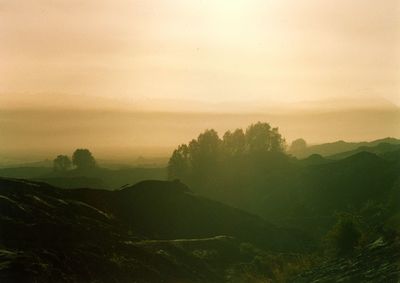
[325,214,361,256]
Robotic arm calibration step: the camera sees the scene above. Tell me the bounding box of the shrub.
[325,214,361,256]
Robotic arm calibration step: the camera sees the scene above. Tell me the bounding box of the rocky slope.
[290,238,400,283]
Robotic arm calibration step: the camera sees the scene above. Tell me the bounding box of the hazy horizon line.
[1,134,399,166]
[1,92,398,114]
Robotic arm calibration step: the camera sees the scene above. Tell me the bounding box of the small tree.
[53,155,72,172]
[72,149,96,171]
[289,138,307,153]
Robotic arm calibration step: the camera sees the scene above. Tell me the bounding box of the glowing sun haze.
[0,0,399,161]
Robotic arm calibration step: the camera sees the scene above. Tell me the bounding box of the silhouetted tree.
[167,122,286,193]
[168,144,190,181]
[194,129,221,162]
[222,129,245,157]
[189,129,221,182]
[72,149,96,170]
[53,155,72,172]
[245,122,285,153]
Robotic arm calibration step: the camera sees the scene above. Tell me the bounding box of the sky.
[0,0,399,162]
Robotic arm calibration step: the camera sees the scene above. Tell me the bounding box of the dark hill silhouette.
[0,178,311,282]
[0,166,167,189]
[297,154,332,166]
[220,151,400,239]
[302,152,396,210]
[0,166,52,179]
[328,142,400,160]
[35,176,104,188]
[337,151,386,164]
[381,148,400,162]
[289,137,400,158]
[288,152,397,216]
[64,179,310,251]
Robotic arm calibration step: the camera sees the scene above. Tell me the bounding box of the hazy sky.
[1,0,399,105]
[0,0,399,161]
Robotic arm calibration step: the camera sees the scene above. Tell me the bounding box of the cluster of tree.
[167,122,287,196]
[53,149,96,172]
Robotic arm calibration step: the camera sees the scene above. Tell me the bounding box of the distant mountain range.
[289,137,400,158]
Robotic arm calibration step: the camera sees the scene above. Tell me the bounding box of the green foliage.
[53,155,72,172]
[72,149,96,171]
[245,122,285,153]
[52,148,97,173]
[325,214,361,256]
[168,144,189,181]
[167,122,286,197]
[222,129,245,157]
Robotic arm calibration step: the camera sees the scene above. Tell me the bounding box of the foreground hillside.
[0,178,310,282]
[290,238,400,283]
[1,178,398,282]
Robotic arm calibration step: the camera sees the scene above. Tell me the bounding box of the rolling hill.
[328,142,400,160]
[0,178,311,282]
[289,137,400,158]
[0,167,167,190]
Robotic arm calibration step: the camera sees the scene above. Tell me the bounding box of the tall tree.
[168,144,189,180]
[191,130,221,170]
[72,149,96,171]
[245,122,285,153]
[222,129,245,157]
